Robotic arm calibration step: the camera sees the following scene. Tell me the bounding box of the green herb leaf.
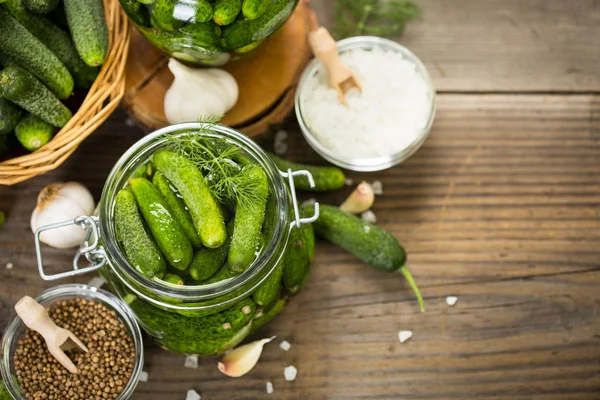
[333,0,421,40]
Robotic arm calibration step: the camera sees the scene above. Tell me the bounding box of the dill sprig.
[165,116,263,210]
[333,0,421,39]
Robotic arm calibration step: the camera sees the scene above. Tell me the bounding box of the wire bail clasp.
[34,215,107,281]
[279,168,320,229]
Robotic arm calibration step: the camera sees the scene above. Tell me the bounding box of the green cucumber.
[213,0,241,26]
[63,0,109,66]
[222,0,297,50]
[0,66,72,128]
[22,0,58,14]
[119,0,151,27]
[253,259,283,306]
[153,149,227,249]
[202,263,237,284]
[269,153,345,192]
[189,221,233,281]
[194,0,214,23]
[5,0,99,88]
[151,0,184,30]
[283,223,314,293]
[228,165,269,273]
[162,273,184,285]
[250,298,286,333]
[0,211,5,229]
[153,171,203,248]
[0,8,74,99]
[115,188,166,279]
[304,204,424,311]
[242,0,269,20]
[129,177,193,270]
[180,21,222,48]
[15,114,54,151]
[0,95,23,134]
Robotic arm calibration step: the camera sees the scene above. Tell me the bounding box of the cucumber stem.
[399,266,425,312]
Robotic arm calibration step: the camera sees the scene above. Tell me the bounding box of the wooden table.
[1,1,599,399]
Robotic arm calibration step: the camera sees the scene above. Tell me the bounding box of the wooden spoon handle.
[309,27,343,73]
[15,296,59,335]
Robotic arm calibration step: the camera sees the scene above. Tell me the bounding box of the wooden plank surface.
[312,0,600,92]
[1,93,599,399]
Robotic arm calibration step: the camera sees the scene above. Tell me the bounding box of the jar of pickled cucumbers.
[33,123,319,356]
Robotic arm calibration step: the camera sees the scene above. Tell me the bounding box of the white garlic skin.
[31,182,95,249]
[164,58,239,124]
[218,336,275,378]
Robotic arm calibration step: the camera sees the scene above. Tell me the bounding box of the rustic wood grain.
[0,93,599,399]
[311,0,600,92]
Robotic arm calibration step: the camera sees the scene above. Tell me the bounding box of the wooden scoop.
[308,27,363,106]
[15,296,88,374]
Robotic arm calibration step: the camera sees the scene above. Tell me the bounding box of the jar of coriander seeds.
[33,123,319,356]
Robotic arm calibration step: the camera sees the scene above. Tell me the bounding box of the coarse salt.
[274,130,288,143]
[284,365,298,381]
[302,47,431,159]
[371,181,383,195]
[266,381,274,394]
[184,355,198,369]
[344,178,354,186]
[6,262,13,270]
[139,371,148,382]
[279,340,291,351]
[446,296,458,306]
[361,210,377,224]
[274,141,288,156]
[398,330,413,343]
[186,389,201,400]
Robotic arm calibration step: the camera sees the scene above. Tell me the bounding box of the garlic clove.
[31,182,95,249]
[217,336,276,378]
[339,181,375,214]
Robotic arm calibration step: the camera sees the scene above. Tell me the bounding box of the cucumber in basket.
[0,7,74,99]
[63,0,109,67]
[23,0,59,14]
[15,114,54,152]
[0,95,24,135]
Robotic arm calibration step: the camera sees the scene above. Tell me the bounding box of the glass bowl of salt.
[295,36,436,172]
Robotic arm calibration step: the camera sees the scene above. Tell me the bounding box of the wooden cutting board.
[123,2,316,137]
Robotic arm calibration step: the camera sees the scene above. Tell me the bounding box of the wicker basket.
[0,0,130,186]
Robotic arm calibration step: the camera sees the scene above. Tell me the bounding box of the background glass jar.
[33,123,319,356]
[0,284,144,400]
[120,0,300,66]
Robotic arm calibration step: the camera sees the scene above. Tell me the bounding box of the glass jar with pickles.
[120,0,300,66]
[33,123,319,356]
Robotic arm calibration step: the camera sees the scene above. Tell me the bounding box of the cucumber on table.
[153,171,203,248]
[228,165,269,273]
[129,177,194,271]
[153,149,227,249]
[0,95,23,135]
[242,0,269,20]
[4,0,99,89]
[222,0,297,50]
[0,7,74,99]
[63,0,109,66]
[115,188,166,279]
[213,0,242,26]
[304,204,425,311]
[269,153,346,192]
[0,66,72,128]
[15,114,54,151]
[23,0,59,14]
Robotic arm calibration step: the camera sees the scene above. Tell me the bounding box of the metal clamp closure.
[279,168,320,229]
[34,215,106,281]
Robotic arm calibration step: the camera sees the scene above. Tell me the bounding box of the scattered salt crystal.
[371,181,383,195]
[184,355,198,369]
[398,330,413,343]
[361,210,377,224]
[279,340,291,351]
[87,276,105,288]
[274,141,288,156]
[6,262,13,270]
[186,389,201,400]
[344,178,354,186]
[125,117,136,127]
[274,130,288,143]
[284,365,298,381]
[301,198,316,208]
[266,381,274,394]
[446,296,458,306]
[301,47,432,159]
[139,371,149,382]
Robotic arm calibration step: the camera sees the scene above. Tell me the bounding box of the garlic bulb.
[31,182,95,249]
[340,181,375,213]
[218,336,276,378]
[164,58,239,124]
